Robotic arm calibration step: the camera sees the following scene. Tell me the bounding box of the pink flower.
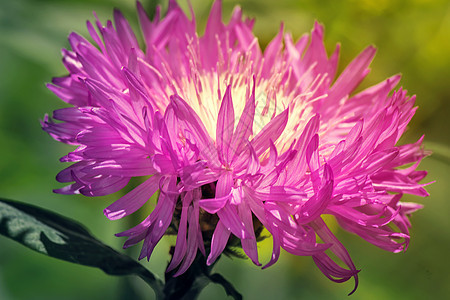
[43,0,429,293]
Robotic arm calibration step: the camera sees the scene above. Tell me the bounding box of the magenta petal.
[301,22,328,79]
[87,158,155,177]
[113,8,140,52]
[262,227,281,269]
[204,0,223,38]
[46,78,88,106]
[104,175,161,220]
[288,114,320,178]
[311,218,359,295]
[261,24,284,78]
[86,20,106,54]
[139,176,178,260]
[329,46,376,103]
[213,174,249,240]
[201,0,225,69]
[312,252,358,288]
[216,171,233,198]
[230,82,256,159]
[246,142,260,175]
[174,203,202,276]
[41,115,84,145]
[238,202,261,266]
[136,1,154,46]
[251,108,288,156]
[360,148,399,175]
[193,195,206,256]
[199,172,233,213]
[53,182,83,195]
[179,162,218,189]
[217,204,249,239]
[296,165,334,225]
[255,186,306,202]
[80,175,130,197]
[198,194,230,214]
[166,192,191,272]
[216,85,235,163]
[207,221,231,266]
[170,95,219,163]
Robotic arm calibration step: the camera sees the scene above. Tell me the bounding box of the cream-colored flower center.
[175,72,288,141]
[172,70,324,156]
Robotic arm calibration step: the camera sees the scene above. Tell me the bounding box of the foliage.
[0,198,241,300]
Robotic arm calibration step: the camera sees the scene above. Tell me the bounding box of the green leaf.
[0,198,164,299]
[0,198,242,299]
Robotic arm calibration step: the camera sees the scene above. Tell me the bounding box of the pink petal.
[328,46,376,103]
[207,221,230,265]
[217,204,249,239]
[238,201,260,266]
[104,175,161,220]
[216,85,235,163]
[113,8,140,52]
[199,172,232,214]
[311,218,359,295]
[251,108,288,156]
[296,164,334,225]
[166,191,191,272]
[230,81,256,160]
[170,95,219,164]
[174,202,202,276]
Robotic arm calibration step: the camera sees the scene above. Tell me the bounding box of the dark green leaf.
[0,198,242,299]
[0,198,164,299]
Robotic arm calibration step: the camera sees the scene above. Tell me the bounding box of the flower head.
[43,0,429,293]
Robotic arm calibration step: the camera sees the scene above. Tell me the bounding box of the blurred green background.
[0,0,449,299]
